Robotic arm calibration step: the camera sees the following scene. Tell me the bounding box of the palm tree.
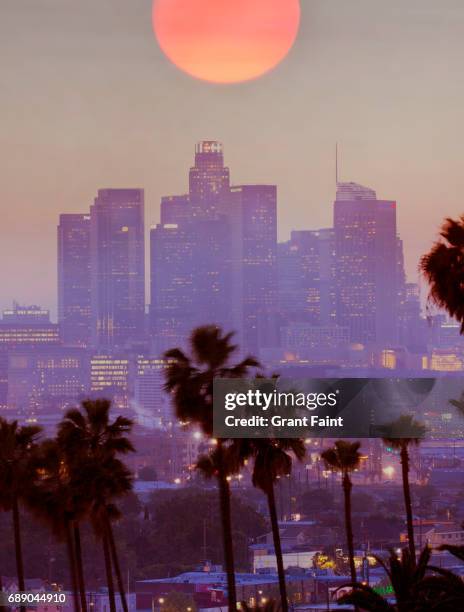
[26,439,83,612]
[164,325,259,612]
[247,438,306,612]
[377,415,426,565]
[321,440,362,585]
[57,399,135,612]
[340,546,464,611]
[420,216,464,331]
[196,443,243,596]
[0,417,41,604]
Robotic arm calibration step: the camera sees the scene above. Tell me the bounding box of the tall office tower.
[334,182,398,346]
[396,237,407,320]
[399,282,426,350]
[150,218,232,353]
[150,223,195,351]
[189,141,230,214]
[150,142,233,353]
[223,185,278,354]
[278,229,336,326]
[160,195,190,224]
[90,189,145,349]
[57,213,91,346]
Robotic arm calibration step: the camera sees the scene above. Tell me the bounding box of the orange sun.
[152,0,301,84]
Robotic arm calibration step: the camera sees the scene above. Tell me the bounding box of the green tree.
[420,216,464,331]
[321,440,362,585]
[164,326,259,612]
[377,415,426,564]
[57,399,135,612]
[0,417,41,609]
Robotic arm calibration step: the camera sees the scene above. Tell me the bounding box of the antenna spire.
[336,142,339,185]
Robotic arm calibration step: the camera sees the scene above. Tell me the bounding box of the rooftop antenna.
[335,142,339,185]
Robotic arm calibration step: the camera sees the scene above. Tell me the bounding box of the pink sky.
[1,0,464,316]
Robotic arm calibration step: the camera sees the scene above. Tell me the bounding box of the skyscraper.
[57,213,91,346]
[334,182,398,346]
[278,229,336,327]
[150,217,232,353]
[90,189,145,348]
[223,185,278,353]
[189,141,230,215]
[150,143,233,352]
[151,143,277,356]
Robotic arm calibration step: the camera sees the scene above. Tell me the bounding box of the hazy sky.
[2,0,464,316]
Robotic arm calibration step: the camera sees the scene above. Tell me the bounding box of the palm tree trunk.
[12,495,26,612]
[65,520,81,612]
[102,531,117,612]
[106,515,129,612]
[73,524,87,612]
[400,446,416,564]
[216,440,237,612]
[267,484,288,612]
[342,473,356,585]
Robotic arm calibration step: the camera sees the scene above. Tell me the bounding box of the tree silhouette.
[420,216,464,331]
[340,545,464,611]
[321,440,362,585]
[0,417,41,611]
[164,325,259,611]
[235,438,305,612]
[377,415,426,564]
[57,399,134,612]
[26,439,83,612]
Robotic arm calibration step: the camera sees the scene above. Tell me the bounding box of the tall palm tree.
[164,325,259,612]
[246,438,306,612]
[196,443,243,603]
[0,417,41,604]
[26,439,83,612]
[30,436,89,612]
[321,440,362,585]
[420,215,464,331]
[57,399,135,612]
[377,415,426,565]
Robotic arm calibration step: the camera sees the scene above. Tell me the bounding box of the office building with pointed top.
[150,142,233,352]
[150,142,277,355]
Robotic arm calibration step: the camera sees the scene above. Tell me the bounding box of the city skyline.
[4,3,464,606]
[4,1,464,313]
[2,140,427,322]
[2,139,463,425]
